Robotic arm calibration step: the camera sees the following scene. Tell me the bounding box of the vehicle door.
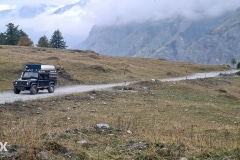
[38,73,49,87]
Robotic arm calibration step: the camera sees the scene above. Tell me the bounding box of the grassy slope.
[0,45,225,90]
[0,45,239,159]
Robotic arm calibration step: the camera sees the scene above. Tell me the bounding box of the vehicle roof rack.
[25,64,56,72]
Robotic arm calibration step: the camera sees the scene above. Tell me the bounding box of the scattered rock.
[77,140,88,147]
[0,145,19,159]
[0,152,18,159]
[143,86,149,90]
[95,123,111,133]
[65,128,71,133]
[36,151,48,160]
[89,95,95,99]
[120,141,149,152]
[105,146,113,153]
[126,129,132,134]
[96,123,110,129]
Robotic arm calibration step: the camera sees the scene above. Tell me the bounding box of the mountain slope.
[52,0,89,14]
[80,9,239,65]
[185,9,240,64]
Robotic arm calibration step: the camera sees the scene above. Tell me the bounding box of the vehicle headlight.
[15,81,18,84]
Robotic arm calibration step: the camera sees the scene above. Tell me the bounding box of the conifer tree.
[0,33,6,45]
[231,58,236,68]
[5,23,20,45]
[50,29,67,49]
[37,35,50,47]
[1,23,31,46]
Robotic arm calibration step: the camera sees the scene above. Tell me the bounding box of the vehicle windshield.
[22,71,38,79]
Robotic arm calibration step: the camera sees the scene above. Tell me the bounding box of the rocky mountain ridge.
[80,9,240,65]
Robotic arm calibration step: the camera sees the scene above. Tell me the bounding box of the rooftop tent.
[25,64,41,70]
[41,65,55,70]
[25,64,56,71]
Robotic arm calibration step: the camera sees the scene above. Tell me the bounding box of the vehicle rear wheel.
[14,87,21,94]
[30,85,37,95]
[48,84,54,93]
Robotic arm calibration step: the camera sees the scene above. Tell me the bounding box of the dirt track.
[0,70,238,104]
[0,83,128,104]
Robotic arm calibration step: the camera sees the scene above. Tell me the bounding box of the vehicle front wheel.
[30,85,37,95]
[48,84,54,93]
[14,87,21,94]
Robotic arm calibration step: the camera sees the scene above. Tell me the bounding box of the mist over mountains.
[1,0,240,64]
[80,9,240,65]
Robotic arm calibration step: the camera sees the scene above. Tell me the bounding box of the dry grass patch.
[0,45,226,90]
[0,75,240,159]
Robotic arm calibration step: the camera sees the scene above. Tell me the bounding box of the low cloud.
[0,4,15,11]
[0,0,240,47]
[88,0,240,25]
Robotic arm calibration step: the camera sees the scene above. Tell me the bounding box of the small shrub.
[237,62,240,69]
[135,154,158,160]
[236,71,240,76]
[44,141,67,154]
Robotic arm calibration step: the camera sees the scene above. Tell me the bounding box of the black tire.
[48,84,54,93]
[14,87,21,94]
[30,85,37,95]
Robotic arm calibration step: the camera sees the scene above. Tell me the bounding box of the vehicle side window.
[39,74,44,80]
[44,74,49,80]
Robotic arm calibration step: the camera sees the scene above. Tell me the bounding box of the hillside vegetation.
[0,45,225,91]
[0,45,239,159]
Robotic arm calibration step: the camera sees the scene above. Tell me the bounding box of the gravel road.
[0,70,238,104]
[159,69,238,82]
[0,82,129,104]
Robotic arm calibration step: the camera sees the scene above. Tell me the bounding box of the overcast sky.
[0,0,240,48]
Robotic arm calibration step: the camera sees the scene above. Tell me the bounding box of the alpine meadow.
[0,46,240,159]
